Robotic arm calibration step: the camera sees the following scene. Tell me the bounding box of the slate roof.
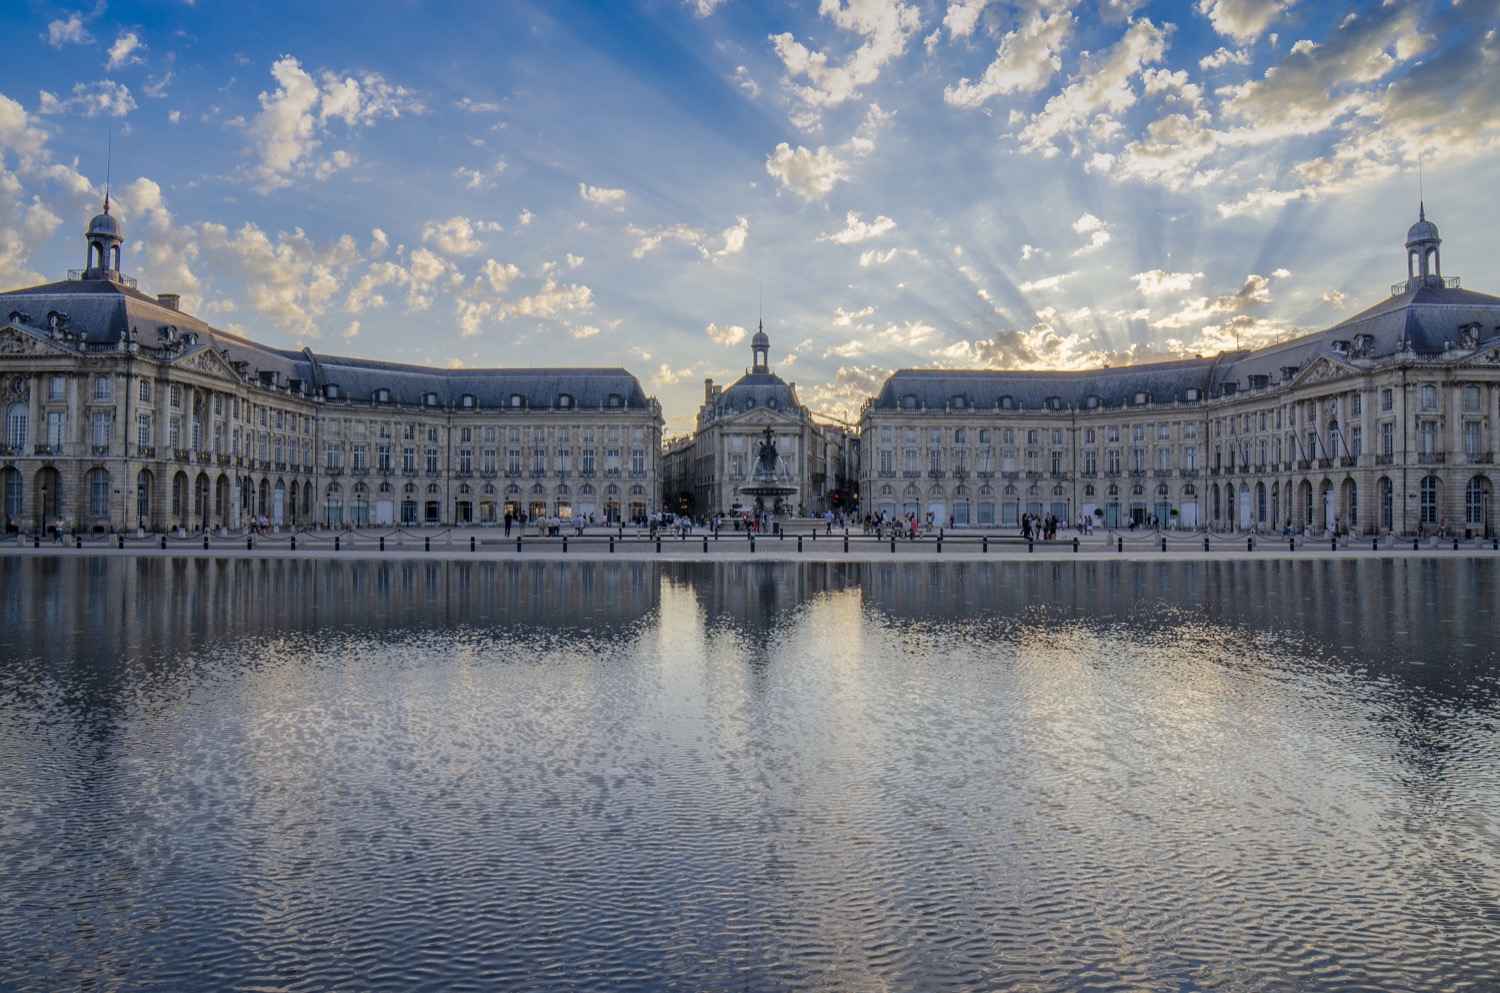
[0,277,653,410]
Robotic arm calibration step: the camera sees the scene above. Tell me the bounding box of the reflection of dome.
[1406,207,1439,244]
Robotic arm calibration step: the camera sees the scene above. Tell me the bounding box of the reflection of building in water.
[662,561,858,635]
[662,326,855,518]
[860,209,1500,537]
[0,199,662,534]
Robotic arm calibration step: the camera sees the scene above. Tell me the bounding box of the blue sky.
[1,0,1496,433]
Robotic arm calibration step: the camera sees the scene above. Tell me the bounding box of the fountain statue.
[740,425,797,515]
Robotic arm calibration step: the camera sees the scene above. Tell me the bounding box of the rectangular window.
[879,449,893,474]
[49,376,66,400]
[532,448,546,473]
[168,417,180,449]
[905,450,919,473]
[606,449,621,471]
[1380,422,1394,456]
[93,377,111,401]
[1107,450,1121,473]
[508,449,522,474]
[1351,393,1362,416]
[483,449,498,473]
[326,447,343,471]
[580,449,593,474]
[1350,426,1361,458]
[1156,447,1171,471]
[1418,420,1437,455]
[427,449,441,473]
[91,411,111,449]
[880,427,893,444]
[1130,448,1145,471]
[929,449,942,473]
[631,449,645,473]
[1083,451,1097,474]
[1465,421,1482,457]
[556,449,570,472]
[1420,385,1437,411]
[378,444,392,472]
[1050,451,1063,474]
[977,450,991,472]
[1381,389,1393,412]
[1464,385,1480,411]
[137,414,151,448]
[352,445,368,472]
[1183,446,1197,471]
[139,379,152,403]
[459,449,473,474]
[402,447,416,473]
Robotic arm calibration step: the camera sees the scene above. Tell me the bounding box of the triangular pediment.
[1288,355,1355,389]
[0,323,81,357]
[164,343,243,382]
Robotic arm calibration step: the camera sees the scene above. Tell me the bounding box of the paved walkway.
[8,527,1498,563]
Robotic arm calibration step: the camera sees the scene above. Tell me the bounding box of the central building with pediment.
[663,326,851,518]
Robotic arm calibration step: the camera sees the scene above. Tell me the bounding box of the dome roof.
[88,209,122,241]
[1406,206,1439,244]
[751,328,769,348]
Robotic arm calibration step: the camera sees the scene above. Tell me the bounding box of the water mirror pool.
[2,556,1497,992]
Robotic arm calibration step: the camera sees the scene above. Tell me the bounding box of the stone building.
[859,208,1500,536]
[0,201,661,534]
[662,325,853,518]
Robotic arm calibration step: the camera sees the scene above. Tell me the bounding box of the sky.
[0,0,1496,434]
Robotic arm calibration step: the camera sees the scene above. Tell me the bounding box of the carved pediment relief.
[1291,357,1351,388]
[0,324,78,357]
[167,345,240,381]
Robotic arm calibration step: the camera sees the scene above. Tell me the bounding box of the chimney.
[704,377,714,402]
[157,293,181,311]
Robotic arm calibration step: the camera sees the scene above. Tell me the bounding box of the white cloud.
[771,0,922,112]
[822,340,864,358]
[243,56,422,191]
[453,158,506,191]
[1196,0,1293,43]
[38,81,137,118]
[715,216,749,259]
[1071,212,1112,253]
[943,0,992,39]
[1199,46,1251,69]
[579,182,627,209]
[1132,270,1202,294]
[1149,273,1276,330]
[858,247,900,266]
[832,305,875,328]
[1019,273,1073,292]
[1016,17,1169,156]
[686,0,728,16]
[421,216,499,257]
[944,9,1076,108]
[734,66,761,99]
[820,210,896,244]
[106,32,145,71]
[765,142,847,200]
[45,14,92,47]
[706,323,747,346]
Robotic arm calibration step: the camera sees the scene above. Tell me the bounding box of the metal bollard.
[470,536,476,552]
[703,535,708,553]
[1331,536,1337,551]
[936,537,942,554]
[750,536,756,553]
[333,536,339,551]
[248,535,255,551]
[380,536,386,551]
[1454,537,1460,550]
[291,535,297,551]
[1248,537,1254,552]
[1028,540,1034,553]
[890,537,896,554]
[1413,538,1419,550]
[1290,537,1295,551]
[656,537,662,553]
[33,533,40,548]
[160,534,167,550]
[1374,538,1379,551]
[1117,537,1123,553]
[562,535,568,553]
[1073,537,1079,553]
[517,536,523,552]
[425,536,431,552]
[76,535,82,549]
[843,534,849,553]
[117,534,125,550]
[204,534,210,550]
[983,535,989,554]
[609,536,615,553]
[1204,537,1210,552]
[797,536,803,552]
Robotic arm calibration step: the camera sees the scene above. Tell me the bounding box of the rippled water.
[2,556,1498,992]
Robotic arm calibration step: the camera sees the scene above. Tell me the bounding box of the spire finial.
[103,128,112,214]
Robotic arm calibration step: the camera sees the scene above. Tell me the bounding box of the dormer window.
[509,394,526,408]
[373,387,392,403]
[745,398,756,410]
[999,395,1015,410]
[768,397,778,410]
[1083,395,1101,409]
[1134,392,1149,405]
[1184,387,1201,401]
[951,395,966,409]
[459,393,476,409]
[324,384,341,400]
[422,392,440,407]
[607,393,623,408]
[1045,396,1062,410]
[557,393,573,408]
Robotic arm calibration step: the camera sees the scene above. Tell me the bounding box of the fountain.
[739,425,797,515]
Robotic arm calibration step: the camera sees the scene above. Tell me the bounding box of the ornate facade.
[0,203,662,534]
[859,209,1500,536]
[662,326,853,517]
